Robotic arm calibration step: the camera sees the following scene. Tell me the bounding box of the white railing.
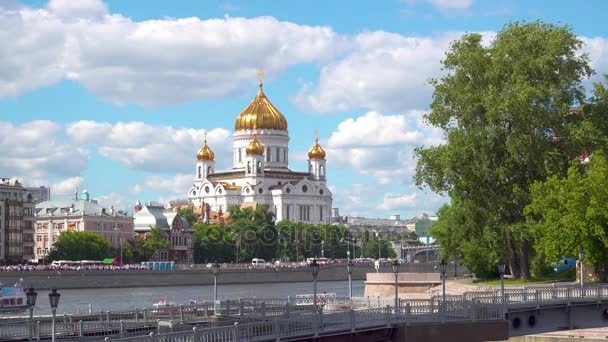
[6,285,608,341]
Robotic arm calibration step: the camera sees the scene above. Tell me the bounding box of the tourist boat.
[0,285,28,313]
[153,299,176,309]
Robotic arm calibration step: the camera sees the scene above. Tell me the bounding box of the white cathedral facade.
[187,76,333,223]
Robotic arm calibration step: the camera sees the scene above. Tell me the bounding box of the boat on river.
[0,285,27,313]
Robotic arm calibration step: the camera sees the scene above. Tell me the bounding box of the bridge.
[400,244,440,262]
[2,284,608,341]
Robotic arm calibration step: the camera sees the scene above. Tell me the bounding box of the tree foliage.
[178,207,198,226]
[48,231,109,261]
[416,21,593,279]
[527,151,608,271]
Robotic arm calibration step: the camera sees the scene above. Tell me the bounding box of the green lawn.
[474,269,575,286]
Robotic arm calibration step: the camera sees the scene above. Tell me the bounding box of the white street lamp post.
[48,289,60,342]
[310,259,320,310]
[392,259,400,313]
[26,288,37,342]
[211,262,221,312]
[578,248,585,291]
[346,259,354,299]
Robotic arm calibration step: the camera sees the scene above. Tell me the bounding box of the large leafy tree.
[48,231,109,261]
[143,227,169,260]
[415,21,592,279]
[527,152,608,272]
[193,223,235,263]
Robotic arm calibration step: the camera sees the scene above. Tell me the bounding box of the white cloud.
[377,193,417,211]
[47,0,108,20]
[328,111,423,148]
[0,4,68,97]
[0,121,89,182]
[294,31,459,113]
[67,121,232,173]
[581,36,608,84]
[51,176,84,196]
[139,174,193,196]
[326,110,443,185]
[93,192,133,212]
[0,2,345,106]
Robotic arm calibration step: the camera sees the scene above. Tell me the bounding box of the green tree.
[178,207,198,226]
[192,223,235,263]
[360,234,396,259]
[143,227,169,260]
[415,21,592,279]
[48,231,109,261]
[527,152,608,277]
[123,235,153,262]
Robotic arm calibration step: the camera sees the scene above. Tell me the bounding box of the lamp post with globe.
[48,289,60,342]
[392,259,400,313]
[578,248,585,291]
[346,259,354,299]
[310,259,320,310]
[26,288,37,342]
[211,262,221,312]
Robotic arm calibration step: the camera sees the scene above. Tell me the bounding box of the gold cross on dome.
[258,68,264,83]
[203,130,208,142]
[314,129,319,142]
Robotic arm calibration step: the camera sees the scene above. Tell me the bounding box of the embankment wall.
[0,264,436,290]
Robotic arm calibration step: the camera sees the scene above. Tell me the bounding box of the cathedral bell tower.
[196,131,215,180]
[307,131,327,181]
[245,133,265,179]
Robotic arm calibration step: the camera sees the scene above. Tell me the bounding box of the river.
[2,280,366,317]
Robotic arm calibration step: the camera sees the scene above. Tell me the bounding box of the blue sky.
[2,0,608,218]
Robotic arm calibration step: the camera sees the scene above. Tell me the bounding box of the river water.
[2,280,366,317]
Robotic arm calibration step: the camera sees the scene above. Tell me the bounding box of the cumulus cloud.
[138,174,193,196]
[581,36,608,85]
[93,192,133,211]
[0,121,89,182]
[0,1,345,106]
[47,0,108,20]
[329,111,423,148]
[51,176,85,196]
[67,121,232,173]
[294,31,459,113]
[326,110,443,185]
[377,193,417,211]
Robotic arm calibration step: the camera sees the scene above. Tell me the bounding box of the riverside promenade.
[5,283,608,341]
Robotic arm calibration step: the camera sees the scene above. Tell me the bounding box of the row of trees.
[47,205,400,263]
[191,205,398,263]
[418,21,608,279]
[48,228,170,263]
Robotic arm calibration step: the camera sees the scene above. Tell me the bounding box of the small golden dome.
[308,137,326,159]
[196,133,215,161]
[234,80,288,131]
[246,136,265,156]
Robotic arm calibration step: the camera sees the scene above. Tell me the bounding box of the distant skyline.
[2,0,608,218]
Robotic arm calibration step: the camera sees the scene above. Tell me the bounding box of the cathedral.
[187,71,333,223]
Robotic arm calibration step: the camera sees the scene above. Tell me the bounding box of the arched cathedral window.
[247,161,251,174]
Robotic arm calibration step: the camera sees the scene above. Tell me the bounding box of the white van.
[251,258,266,267]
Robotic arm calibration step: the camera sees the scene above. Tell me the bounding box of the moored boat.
[0,285,28,313]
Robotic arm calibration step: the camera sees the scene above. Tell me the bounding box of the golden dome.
[308,137,326,159]
[196,133,215,161]
[246,136,264,155]
[234,81,288,131]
